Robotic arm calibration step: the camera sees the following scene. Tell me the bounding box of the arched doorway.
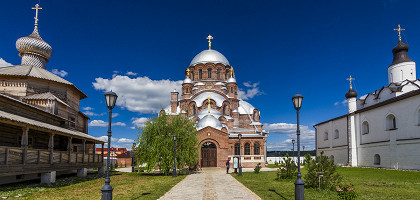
[201,141,217,167]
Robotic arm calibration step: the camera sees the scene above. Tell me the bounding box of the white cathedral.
[314,27,420,170]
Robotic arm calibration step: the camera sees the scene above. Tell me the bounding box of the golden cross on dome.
[230,67,234,77]
[32,4,43,27]
[186,68,190,77]
[206,35,213,50]
[207,95,211,113]
[346,75,355,89]
[394,24,405,42]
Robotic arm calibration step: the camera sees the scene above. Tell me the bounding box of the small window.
[374,154,380,165]
[225,71,229,80]
[334,130,339,139]
[386,114,396,130]
[362,121,369,134]
[199,69,202,79]
[234,143,240,155]
[217,69,221,79]
[192,106,196,115]
[244,143,250,155]
[254,142,260,155]
[191,71,194,80]
[223,105,227,115]
[324,132,328,141]
[208,68,212,78]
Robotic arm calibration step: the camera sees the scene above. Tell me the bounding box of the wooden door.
[201,142,217,167]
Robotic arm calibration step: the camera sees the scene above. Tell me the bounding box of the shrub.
[304,151,342,190]
[277,153,297,179]
[336,184,358,200]
[254,163,262,173]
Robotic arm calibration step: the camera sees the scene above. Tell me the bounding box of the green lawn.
[1,172,185,200]
[234,167,420,200]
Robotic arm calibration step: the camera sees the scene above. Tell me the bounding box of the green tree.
[135,114,199,175]
[277,153,297,179]
[304,151,342,190]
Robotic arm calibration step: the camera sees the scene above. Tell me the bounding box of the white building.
[314,34,420,170]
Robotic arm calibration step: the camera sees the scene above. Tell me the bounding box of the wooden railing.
[0,146,102,166]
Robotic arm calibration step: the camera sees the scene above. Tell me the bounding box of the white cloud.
[264,122,315,151]
[132,117,149,128]
[238,82,263,100]
[83,111,105,116]
[129,126,137,130]
[334,99,347,107]
[126,71,138,76]
[89,120,108,127]
[0,58,12,67]
[97,136,136,149]
[82,107,94,111]
[112,113,119,118]
[51,69,68,77]
[89,120,126,127]
[118,138,135,143]
[93,75,183,113]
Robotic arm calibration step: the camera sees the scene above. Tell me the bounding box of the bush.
[254,163,262,173]
[336,184,358,200]
[277,153,297,179]
[304,151,342,190]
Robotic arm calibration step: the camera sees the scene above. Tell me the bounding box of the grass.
[0,172,185,200]
[234,167,420,200]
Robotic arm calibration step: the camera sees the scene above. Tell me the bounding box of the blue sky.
[1,0,419,150]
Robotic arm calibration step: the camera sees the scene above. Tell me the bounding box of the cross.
[230,67,234,78]
[32,4,43,27]
[346,75,355,89]
[394,24,405,42]
[206,35,213,50]
[186,68,190,77]
[207,95,211,113]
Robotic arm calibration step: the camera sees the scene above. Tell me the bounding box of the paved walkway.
[158,168,261,200]
[115,167,132,172]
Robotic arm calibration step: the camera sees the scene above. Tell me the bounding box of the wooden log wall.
[0,123,21,147]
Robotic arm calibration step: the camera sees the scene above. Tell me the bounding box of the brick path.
[158,168,261,200]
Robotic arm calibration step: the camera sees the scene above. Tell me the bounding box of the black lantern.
[292,93,304,200]
[172,135,177,177]
[238,134,242,176]
[292,94,303,111]
[105,91,118,109]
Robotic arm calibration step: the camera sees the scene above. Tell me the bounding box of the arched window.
[417,109,420,125]
[254,142,260,155]
[334,130,339,139]
[362,121,369,134]
[191,71,194,80]
[386,114,396,130]
[234,143,240,155]
[374,154,380,165]
[225,71,229,80]
[199,69,202,79]
[230,87,233,93]
[324,132,328,141]
[223,105,227,115]
[217,68,221,79]
[244,143,250,155]
[208,68,212,78]
[192,105,196,115]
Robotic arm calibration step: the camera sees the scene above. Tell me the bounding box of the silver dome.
[227,77,236,83]
[16,27,52,68]
[196,107,222,119]
[196,114,223,130]
[190,49,230,66]
[183,77,192,84]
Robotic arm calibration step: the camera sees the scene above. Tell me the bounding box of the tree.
[135,114,199,175]
[304,151,342,190]
[277,153,297,179]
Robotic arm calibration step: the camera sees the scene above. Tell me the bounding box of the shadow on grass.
[268,188,288,200]
[131,192,151,199]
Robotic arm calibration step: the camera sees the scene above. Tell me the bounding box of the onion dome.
[190,50,230,66]
[390,41,413,66]
[183,77,192,84]
[227,77,236,83]
[196,113,223,130]
[345,88,358,99]
[16,27,52,69]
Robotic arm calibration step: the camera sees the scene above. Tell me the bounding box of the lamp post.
[172,135,177,177]
[102,91,118,200]
[292,93,304,200]
[238,134,242,176]
[292,139,295,162]
[131,143,136,173]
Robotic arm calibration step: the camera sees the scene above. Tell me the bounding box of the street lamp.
[102,91,118,200]
[292,139,295,161]
[238,134,242,176]
[172,135,177,177]
[292,93,304,200]
[131,143,136,173]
